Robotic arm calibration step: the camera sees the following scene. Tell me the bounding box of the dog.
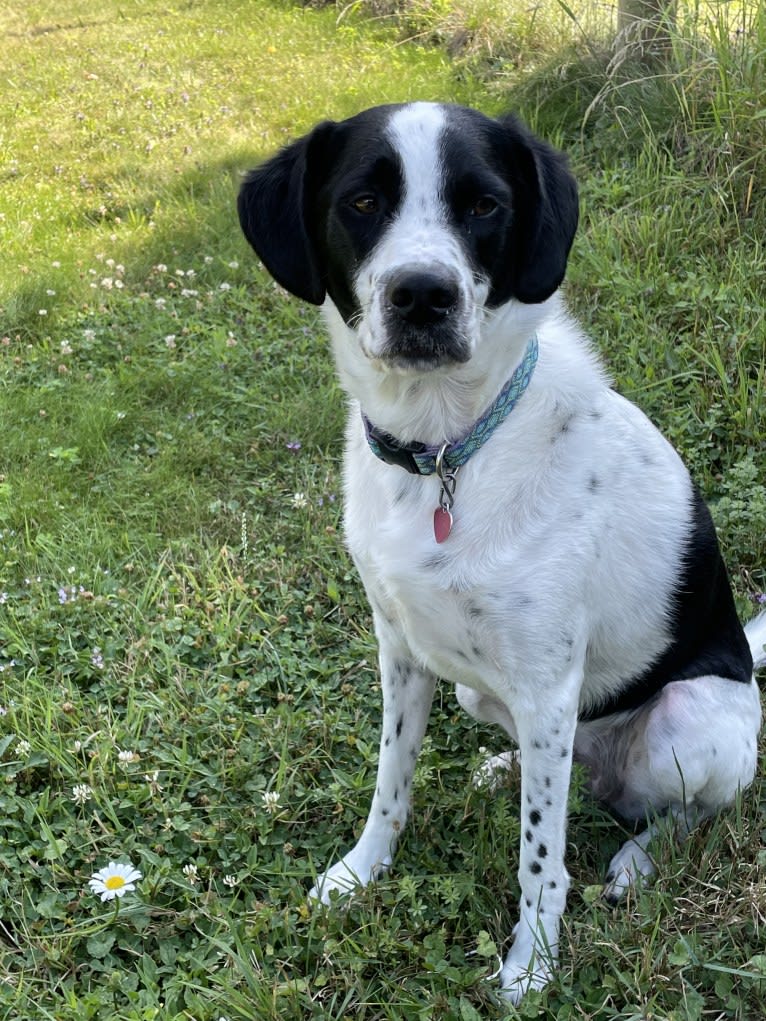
[238,101,766,1002]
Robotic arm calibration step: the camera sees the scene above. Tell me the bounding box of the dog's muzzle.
[380,264,470,367]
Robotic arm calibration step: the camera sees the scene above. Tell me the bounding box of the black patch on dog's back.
[582,484,752,721]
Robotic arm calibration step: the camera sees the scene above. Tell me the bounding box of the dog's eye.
[471,196,498,218]
[350,195,379,215]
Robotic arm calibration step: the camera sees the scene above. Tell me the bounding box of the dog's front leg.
[310,640,436,904]
[499,676,581,1003]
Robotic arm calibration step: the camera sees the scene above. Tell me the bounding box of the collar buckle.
[365,424,428,475]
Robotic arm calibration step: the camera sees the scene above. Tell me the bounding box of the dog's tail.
[745,610,766,673]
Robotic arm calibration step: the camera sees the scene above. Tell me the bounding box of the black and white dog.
[238,102,766,1002]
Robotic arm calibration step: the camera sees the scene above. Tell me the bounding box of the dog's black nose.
[386,270,459,326]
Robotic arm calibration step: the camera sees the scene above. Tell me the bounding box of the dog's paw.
[498,956,554,1004]
[498,926,558,1005]
[471,749,520,790]
[603,837,655,905]
[309,855,389,905]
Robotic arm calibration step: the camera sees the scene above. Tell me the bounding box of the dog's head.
[238,102,578,374]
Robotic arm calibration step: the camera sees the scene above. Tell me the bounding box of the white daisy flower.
[88,861,142,901]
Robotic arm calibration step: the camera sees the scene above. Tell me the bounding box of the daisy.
[88,861,142,901]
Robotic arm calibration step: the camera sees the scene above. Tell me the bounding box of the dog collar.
[362,334,539,476]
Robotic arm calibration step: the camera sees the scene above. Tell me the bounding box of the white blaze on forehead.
[350,101,485,374]
[385,103,447,219]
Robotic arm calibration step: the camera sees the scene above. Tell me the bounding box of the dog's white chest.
[365,551,493,686]
[345,457,518,689]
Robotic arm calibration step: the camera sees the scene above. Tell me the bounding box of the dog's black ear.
[500,116,579,304]
[237,122,336,305]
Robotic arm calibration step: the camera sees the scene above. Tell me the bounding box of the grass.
[1,0,765,1018]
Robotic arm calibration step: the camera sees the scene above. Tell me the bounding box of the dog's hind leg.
[309,638,436,904]
[577,673,761,903]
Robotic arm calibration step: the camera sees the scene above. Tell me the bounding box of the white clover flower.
[88,861,142,901]
[117,749,138,765]
[183,863,199,884]
[144,770,163,794]
[262,791,280,814]
[223,874,238,888]
[15,739,31,757]
[72,783,92,804]
[219,282,232,291]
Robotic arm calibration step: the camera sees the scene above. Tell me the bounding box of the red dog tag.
[433,506,453,543]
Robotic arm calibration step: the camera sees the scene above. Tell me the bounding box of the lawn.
[1,1,765,1019]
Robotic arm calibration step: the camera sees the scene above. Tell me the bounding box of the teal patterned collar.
[362,335,539,476]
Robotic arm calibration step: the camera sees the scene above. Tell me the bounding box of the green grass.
[1,1,765,1019]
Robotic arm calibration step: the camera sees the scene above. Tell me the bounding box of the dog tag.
[433,506,453,543]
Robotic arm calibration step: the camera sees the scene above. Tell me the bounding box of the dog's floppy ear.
[500,116,579,304]
[238,122,336,305]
